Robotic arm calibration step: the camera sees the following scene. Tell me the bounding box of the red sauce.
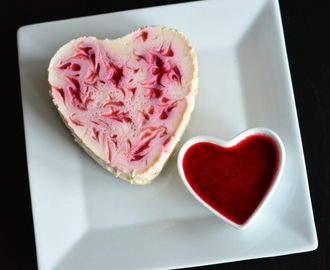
[182,134,279,225]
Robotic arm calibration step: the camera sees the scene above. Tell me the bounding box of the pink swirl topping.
[49,27,195,177]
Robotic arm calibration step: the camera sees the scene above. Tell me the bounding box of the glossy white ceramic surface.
[17,0,317,269]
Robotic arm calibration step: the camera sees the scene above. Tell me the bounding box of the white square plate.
[17,0,318,269]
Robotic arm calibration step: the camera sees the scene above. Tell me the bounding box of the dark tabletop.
[1,0,329,269]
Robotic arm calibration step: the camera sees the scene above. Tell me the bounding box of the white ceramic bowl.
[177,127,285,230]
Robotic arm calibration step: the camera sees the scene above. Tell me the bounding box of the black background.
[1,0,329,269]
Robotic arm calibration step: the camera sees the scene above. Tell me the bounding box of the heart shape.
[48,26,198,184]
[177,128,285,230]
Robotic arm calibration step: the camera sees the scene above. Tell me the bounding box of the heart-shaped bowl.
[177,127,285,230]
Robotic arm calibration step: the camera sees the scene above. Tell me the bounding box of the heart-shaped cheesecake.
[48,26,198,184]
[178,128,285,230]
